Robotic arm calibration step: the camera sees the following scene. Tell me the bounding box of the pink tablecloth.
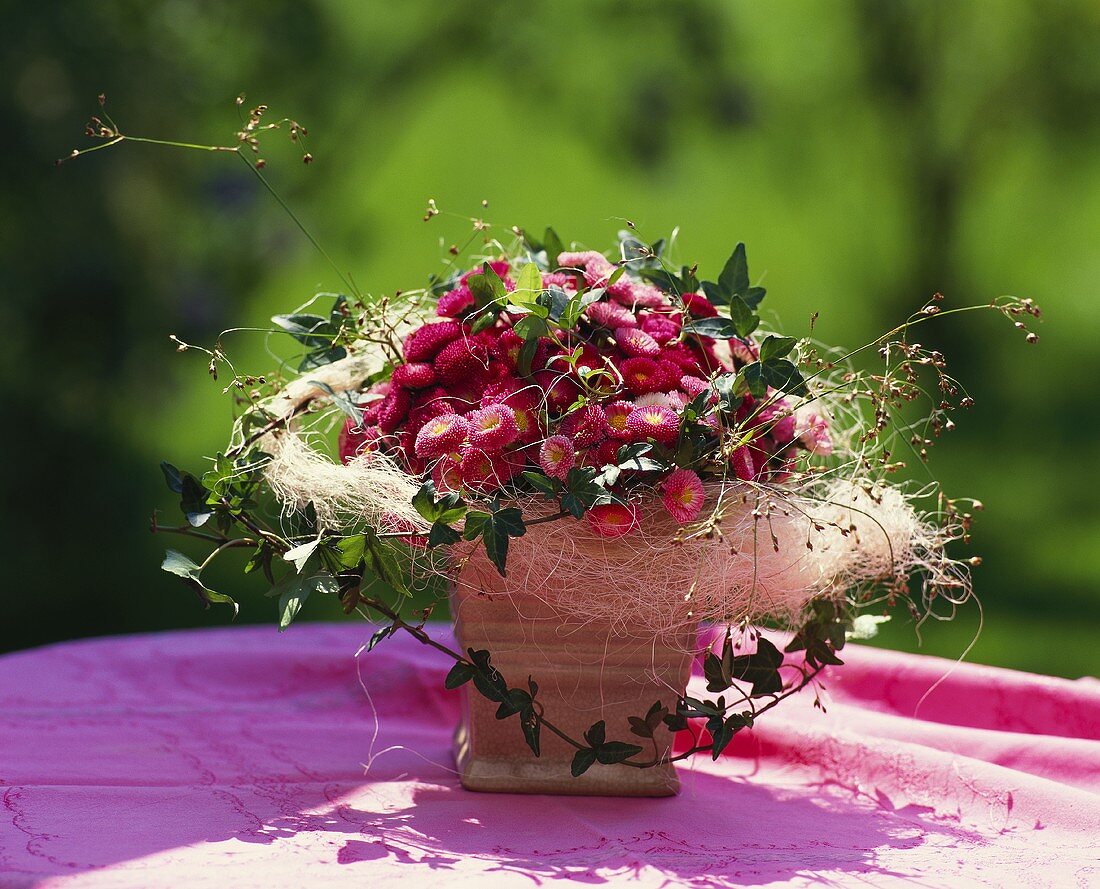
[1,625,1097,888]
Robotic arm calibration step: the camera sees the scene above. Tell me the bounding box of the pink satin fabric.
[1,625,1097,887]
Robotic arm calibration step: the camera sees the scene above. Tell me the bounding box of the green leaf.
[730,637,785,697]
[179,473,213,528]
[160,461,184,494]
[268,571,340,631]
[462,505,527,576]
[282,538,320,574]
[521,471,561,498]
[412,480,467,524]
[367,624,395,651]
[584,720,606,747]
[364,528,410,596]
[445,661,475,689]
[306,380,363,425]
[272,312,331,344]
[161,549,238,615]
[759,335,797,362]
[517,337,540,377]
[718,243,750,296]
[520,711,541,757]
[682,317,739,339]
[160,549,201,580]
[514,262,543,299]
[742,286,767,309]
[761,358,814,396]
[726,294,760,338]
[596,741,644,765]
[560,288,603,329]
[542,227,565,265]
[427,522,462,548]
[571,748,598,777]
[335,534,366,569]
[513,314,549,341]
[469,311,497,334]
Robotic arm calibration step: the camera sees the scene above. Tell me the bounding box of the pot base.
[450,584,695,797]
[454,718,681,797]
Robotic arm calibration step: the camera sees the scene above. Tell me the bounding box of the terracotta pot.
[450,583,696,796]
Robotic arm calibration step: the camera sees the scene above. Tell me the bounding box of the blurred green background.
[4,1,1098,677]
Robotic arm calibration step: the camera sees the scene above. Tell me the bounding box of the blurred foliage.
[3,0,1097,677]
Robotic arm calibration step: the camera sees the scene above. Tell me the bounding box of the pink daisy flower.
[595,438,621,466]
[432,451,464,492]
[560,404,608,448]
[616,327,661,359]
[434,336,490,389]
[403,320,464,363]
[680,375,710,398]
[414,413,470,459]
[625,404,680,446]
[459,448,510,493]
[391,362,437,390]
[586,301,637,330]
[376,386,412,433]
[640,315,680,345]
[539,435,576,481]
[620,357,663,395]
[662,468,706,524]
[466,403,520,452]
[731,445,756,481]
[461,260,510,284]
[681,291,718,318]
[604,400,634,440]
[533,370,580,415]
[436,285,475,318]
[585,502,640,538]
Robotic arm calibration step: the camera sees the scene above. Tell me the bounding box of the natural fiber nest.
[251,348,951,635]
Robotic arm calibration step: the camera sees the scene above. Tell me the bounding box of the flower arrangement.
[65,100,1042,789]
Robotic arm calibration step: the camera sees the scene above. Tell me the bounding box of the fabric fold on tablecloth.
[1,624,1097,888]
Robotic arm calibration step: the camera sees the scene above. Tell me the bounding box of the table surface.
[1,623,1098,888]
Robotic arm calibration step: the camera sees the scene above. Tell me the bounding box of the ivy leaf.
[160,461,184,494]
[412,480,466,525]
[726,294,760,338]
[271,312,330,344]
[682,317,739,339]
[520,711,541,757]
[179,473,213,527]
[335,534,366,569]
[462,505,527,576]
[718,243,750,297]
[364,527,410,596]
[571,748,598,777]
[161,549,239,616]
[584,720,607,747]
[467,649,509,703]
[521,471,561,498]
[596,741,644,765]
[759,335,797,362]
[267,570,340,631]
[445,661,475,689]
[762,358,808,396]
[282,538,320,574]
[730,637,785,697]
[428,522,462,548]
